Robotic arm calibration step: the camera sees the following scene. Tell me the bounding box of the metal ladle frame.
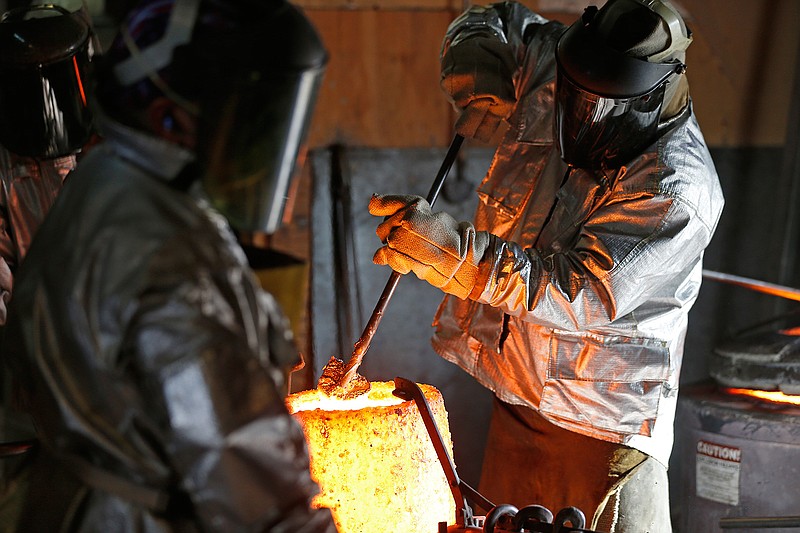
[391,377,604,533]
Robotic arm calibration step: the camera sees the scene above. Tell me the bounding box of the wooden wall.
[298,0,800,149]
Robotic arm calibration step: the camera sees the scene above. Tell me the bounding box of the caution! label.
[695,439,741,505]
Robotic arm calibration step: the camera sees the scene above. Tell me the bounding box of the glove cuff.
[455,100,510,143]
[441,228,491,299]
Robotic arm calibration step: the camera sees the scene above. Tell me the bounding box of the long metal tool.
[338,134,465,389]
[392,376,493,529]
[702,269,800,302]
[720,515,800,529]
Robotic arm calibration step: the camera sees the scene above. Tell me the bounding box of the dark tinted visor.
[555,68,664,169]
[0,7,93,158]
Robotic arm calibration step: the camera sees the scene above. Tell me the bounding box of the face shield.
[197,1,326,236]
[555,68,666,170]
[0,5,94,158]
[200,63,324,235]
[554,1,688,170]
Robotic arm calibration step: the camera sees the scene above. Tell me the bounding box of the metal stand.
[392,377,605,533]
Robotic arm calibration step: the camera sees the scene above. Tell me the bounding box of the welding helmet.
[0,4,94,158]
[111,0,327,235]
[554,0,691,170]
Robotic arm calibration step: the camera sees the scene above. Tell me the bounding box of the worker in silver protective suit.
[0,3,96,323]
[368,1,723,531]
[0,5,96,528]
[2,0,335,530]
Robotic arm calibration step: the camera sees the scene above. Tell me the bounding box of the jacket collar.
[95,108,196,183]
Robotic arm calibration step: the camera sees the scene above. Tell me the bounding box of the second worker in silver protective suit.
[0,3,97,323]
[368,1,724,531]
[2,0,335,530]
[0,6,97,528]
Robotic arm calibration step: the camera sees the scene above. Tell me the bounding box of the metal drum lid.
[712,321,800,394]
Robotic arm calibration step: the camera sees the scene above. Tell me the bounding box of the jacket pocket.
[539,330,669,436]
[432,295,505,373]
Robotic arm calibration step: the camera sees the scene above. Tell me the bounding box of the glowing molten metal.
[286,381,457,532]
[724,387,800,406]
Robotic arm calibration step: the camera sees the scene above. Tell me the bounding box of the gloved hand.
[441,36,517,143]
[369,194,490,299]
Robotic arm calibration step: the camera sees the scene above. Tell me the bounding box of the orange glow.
[286,381,456,533]
[778,326,800,336]
[724,387,800,406]
[73,56,86,106]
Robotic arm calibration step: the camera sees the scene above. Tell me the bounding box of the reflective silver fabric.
[4,116,334,531]
[0,148,74,326]
[433,2,724,466]
[0,147,74,268]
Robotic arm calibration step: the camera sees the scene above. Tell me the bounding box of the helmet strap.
[114,0,201,116]
[646,0,692,63]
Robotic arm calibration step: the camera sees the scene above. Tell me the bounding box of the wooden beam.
[295,0,463,10]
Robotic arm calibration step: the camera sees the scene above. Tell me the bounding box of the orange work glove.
[369,194,490,300]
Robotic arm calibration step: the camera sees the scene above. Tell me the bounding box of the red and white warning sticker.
[696,440,741,505]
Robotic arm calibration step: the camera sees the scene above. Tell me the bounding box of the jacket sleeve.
[125,235,335,531]
[440,1,550,112]
[469,121,724,331]
[442,1,548,59]
[0,148,14,262]
[0,161,14,326]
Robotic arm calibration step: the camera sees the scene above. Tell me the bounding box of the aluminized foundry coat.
[432,2,724,466]
[4,116,334,531]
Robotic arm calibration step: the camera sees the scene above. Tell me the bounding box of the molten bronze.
[317,355,370,399]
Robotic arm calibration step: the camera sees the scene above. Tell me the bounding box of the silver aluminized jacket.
[432,2,724,466]
[4,115,334,532]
